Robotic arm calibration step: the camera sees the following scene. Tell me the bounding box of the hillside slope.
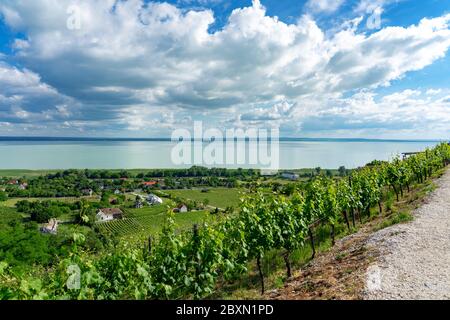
[268,169,450,300]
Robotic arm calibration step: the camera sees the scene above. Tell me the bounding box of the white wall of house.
[281,173,299,180]
[96,211,114,222]
[147,194,163,205]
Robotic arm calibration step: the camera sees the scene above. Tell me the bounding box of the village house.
[134,200,144,209]
[19,183,28,190]
[96,208,124,222]
[7,179,18,185]
[281,172,299,180]
[81,188,93,196]
[142,181,158,188]
[147,194,163,205]
[173,204,188,213]
[114,189,121,195]
[40,219,59,235]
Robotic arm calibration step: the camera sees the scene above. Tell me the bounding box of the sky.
[0,0,449,139]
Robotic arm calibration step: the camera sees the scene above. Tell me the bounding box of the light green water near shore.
[0,140,440,170]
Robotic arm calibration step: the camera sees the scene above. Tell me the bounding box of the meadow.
[165,187,243,209]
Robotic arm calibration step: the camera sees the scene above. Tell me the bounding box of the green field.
[0,169,61,177]
[165,187,243,209]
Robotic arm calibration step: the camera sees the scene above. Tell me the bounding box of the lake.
[0,138,441,170]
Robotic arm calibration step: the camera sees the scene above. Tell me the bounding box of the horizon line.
[0,136,446,143]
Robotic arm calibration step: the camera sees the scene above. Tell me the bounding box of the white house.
[81,188,93,196]
[40,219,58,235]
[19,183,28,190]
[147,194,163,205]
[135,200,144,209]
[173,204,188,213]
[281,172,299,180]
[96,208,124,222]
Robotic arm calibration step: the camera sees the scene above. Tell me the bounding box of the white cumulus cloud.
[0,0,449,137]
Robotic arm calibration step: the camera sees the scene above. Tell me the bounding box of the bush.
[0,191,8,202]
[16,200,72,223]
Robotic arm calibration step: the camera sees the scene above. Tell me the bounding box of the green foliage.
[0,191,7,202]
[16,200,73,223]
[0,143,449,300]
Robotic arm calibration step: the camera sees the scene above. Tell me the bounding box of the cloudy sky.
[0,0,449,139]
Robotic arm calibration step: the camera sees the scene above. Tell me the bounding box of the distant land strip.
[0,136,444,143]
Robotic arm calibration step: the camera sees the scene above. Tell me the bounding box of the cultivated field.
[97,204,212,239]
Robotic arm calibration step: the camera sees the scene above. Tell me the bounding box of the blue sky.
[0,0,450,139]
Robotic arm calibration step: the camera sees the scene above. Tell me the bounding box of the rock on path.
[364,169,450,300]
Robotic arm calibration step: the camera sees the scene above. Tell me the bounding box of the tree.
[338,166,347,177]
[0,191,7,202]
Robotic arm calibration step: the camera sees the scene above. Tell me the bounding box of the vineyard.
[97,218,143,237]
[1,143,449,300]
[97,205,212,240]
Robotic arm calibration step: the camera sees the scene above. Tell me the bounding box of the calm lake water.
[0,139,441,170]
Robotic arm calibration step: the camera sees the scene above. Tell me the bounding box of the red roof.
[142,181,157,186]
[99,208,123,216]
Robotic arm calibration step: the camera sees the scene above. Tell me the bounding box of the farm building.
[97,208,124,222]
[142,181,158,187]
[135,200,144,209]
[173,204,188,213]
[147,194,163,205]
[40,219,59,235]
[81,188,93,196]
[19,183,28,190]
[281,172,299,180]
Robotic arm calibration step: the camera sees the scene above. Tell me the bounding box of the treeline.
[1,143,449,300]
[48,166,259,179]
[16,200,77,223]
[2,167,250,198]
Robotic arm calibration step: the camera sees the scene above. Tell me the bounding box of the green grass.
[165,188,243,209]
[375,211,413,231]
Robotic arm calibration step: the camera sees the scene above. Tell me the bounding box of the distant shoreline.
[0,136,444,143]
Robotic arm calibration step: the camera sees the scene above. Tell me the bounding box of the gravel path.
[364,169,450,300]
